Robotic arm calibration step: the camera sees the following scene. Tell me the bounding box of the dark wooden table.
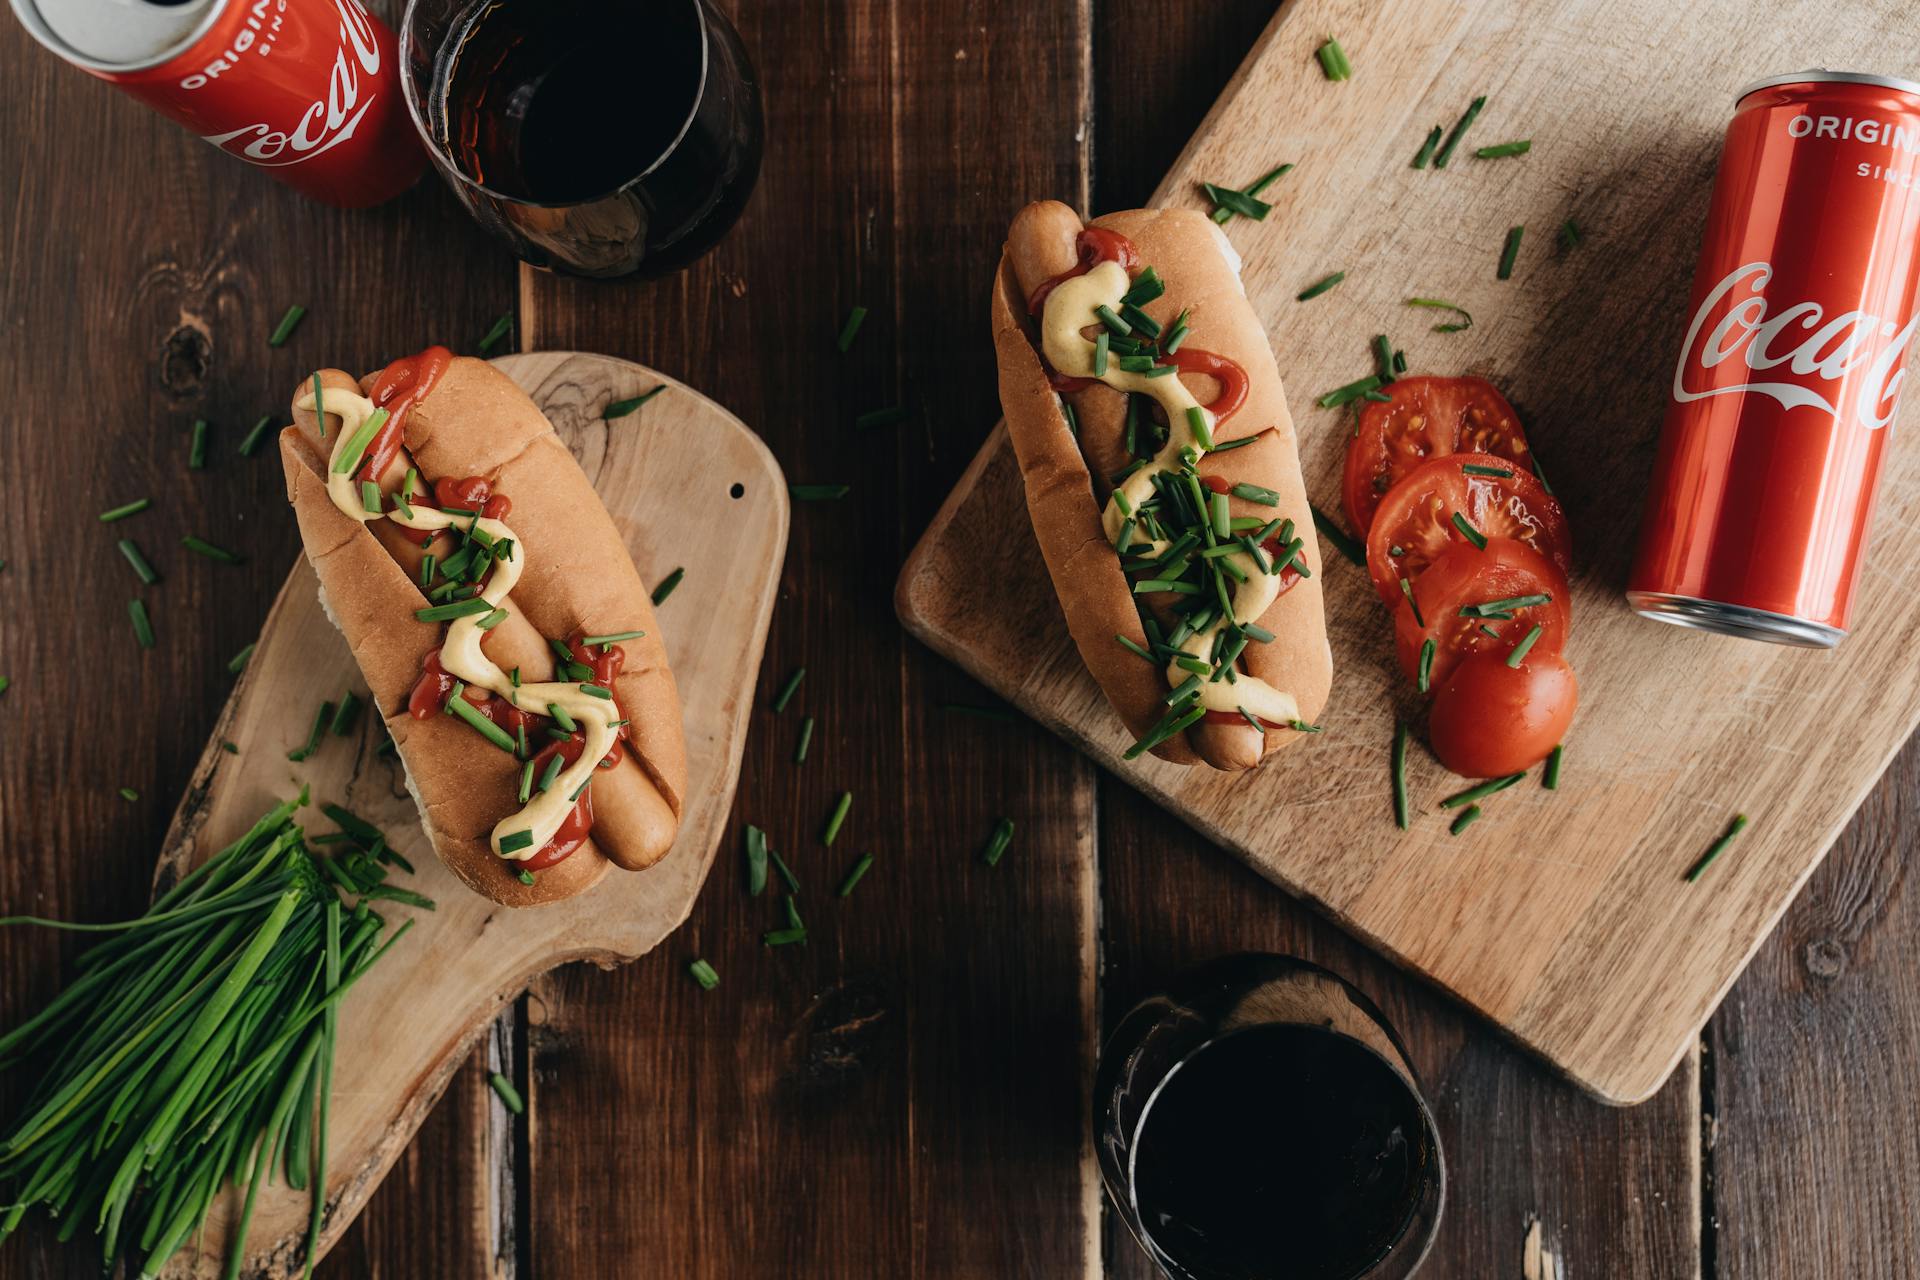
[4,3,1915,1277]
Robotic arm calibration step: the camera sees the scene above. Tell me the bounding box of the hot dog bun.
[994,201,1333,769]
[281,356,687,906]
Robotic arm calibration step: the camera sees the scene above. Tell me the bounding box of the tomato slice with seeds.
[1393,539,1570,687]
[1364,452,1570,608]
[1428,652,1578,778]
[1342,375,1532,534]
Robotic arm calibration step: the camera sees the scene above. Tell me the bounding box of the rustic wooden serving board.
[898,2,1920,1104]
[152,352,786,1276]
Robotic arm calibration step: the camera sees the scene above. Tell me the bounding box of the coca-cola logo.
[199,0,382,169]
[1674,260,1916,430]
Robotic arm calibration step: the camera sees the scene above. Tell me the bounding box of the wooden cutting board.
[153,352,786,1276]
[898,1,1920,1104]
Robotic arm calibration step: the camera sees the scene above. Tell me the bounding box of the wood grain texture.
[135,352,779,1276]
[516,2,1101,1277]
[897,0,1920,1104]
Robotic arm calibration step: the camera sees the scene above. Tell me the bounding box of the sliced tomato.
[1428,652,1578,778]
[1393,538,1571,687]
[1341,376,1532,534]
[1364,452,1570,608]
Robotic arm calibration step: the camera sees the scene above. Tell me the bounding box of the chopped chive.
[1202,182,1272,221]
[1411,125,1443,168]
[1231,482,1280,506]
[98,498,150,523]
[518,869,536,885]
[1475,139,1531,159]
[577,683,613,699]
[768,846,801,893]
[1393,349,1408,373]
[484,1069,526,1112]
[836,305,869,353]
[239,414,274,457]
[188,419,209,470]
[604,386,666,419]
[1479,624,1503,639]
[980,817,1015,867]
[1440,772,1525,808]
[1531,453,1556,495]
[1310,505,1366,566]
[837,854,875,897]
[822,791,853,845]
[582,629,645,647]
[499,829,535,854]
[1124,702,1207,759]
[331,406,391,476]
[1361,389,1392,402]
[1116,633,1156,663]
[795,715,815,764]
[687,959,720,990]
[1061,401,1079,435]
[419,554,437,587]
[1506,624,1545,667]
[771,666,806,712]
[1133,578,1201,595]
[330,692,364,736]
[477,312,514,354]
[538,752,565,793]
[1297,271,1346,301]
[762,927,808,947]
[1208,164,1292,223]
[1208,433,1259,453]
[117,539,158,585]
[1685,814,1750,882]
[287,700,330,761]
[221,739,238,754]
[1093,331,1110,376]
[1449,805,1483,836]
[1462,592,1552,616]
[1406,296,1474,333]
[448,694,517,752]
[1316,373,1382,409]
[856,404,911,431]
[788,484,850,501]
[1289,719,1322,733]
[1432,94,1487,168]
[128,598,155,649]
[182,535,243,565]
[1400,576,1425,627]
[119,787,139,802]
[476,608,509,631]
[1543,744,1563,790]
[1122,266,1165,306]
[1392,721,1410,829]
[517,721,529,760]
[362,480,383,512]
[313,372,326,435]
[1460,463,1513,477]
[268,304,306,346]
[1498,225,1524,280]
[1450,511,1488,549]
[1372,334,1396,384]
[746,825,769,895]
[517,759,535,804]
[1417,638,1436,693]
[1314,37,1352,80]
[1094,304,1132,335]
[227,642,255,674]
[414,598,492,622]
[1558,218,1582,252]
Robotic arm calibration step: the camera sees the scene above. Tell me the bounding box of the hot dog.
[993,202,1333,769]
[280,349,687,906]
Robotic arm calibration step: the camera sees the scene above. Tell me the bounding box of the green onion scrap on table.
[0,791,427,1277]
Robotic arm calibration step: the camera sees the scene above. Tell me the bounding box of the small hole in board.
[729,482,745,499]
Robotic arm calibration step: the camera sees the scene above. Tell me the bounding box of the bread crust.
[995,202,1333,769]
[281,356,687,905]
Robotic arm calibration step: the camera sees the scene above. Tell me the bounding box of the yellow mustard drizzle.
[1040,260,1300,726]
[296,385,618,861]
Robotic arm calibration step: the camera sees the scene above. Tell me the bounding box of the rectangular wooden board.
[897,1,1920,1104]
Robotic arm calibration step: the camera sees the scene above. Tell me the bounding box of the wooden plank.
[1088,5,1700,1277]
[0,13,515,1276]
[896,0,1920,1103]
[517,1,1099,1275]
[1709,732,1920,1280]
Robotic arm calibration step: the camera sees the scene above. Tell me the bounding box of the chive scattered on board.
[762,927,808,947]
[1411,125,1443,169]
[330,691,364,736]
[768,846,801,894]
[1391,721,1410,830]
[0,676,9,697]
[1558,218,1582,252]
[687,959,720,990]
[789,484,851,501]
[239,415,275,457]
[1309,505,1366,566]
[1449,805,1483,835]
[795,715,815,764]
[188,419,209,470]
[1432,95,1487,168]
[287,701,330,761]
[837,853,875,897]
[1498,225,1524,280]
[1316,373,1382,409]
[604,386,666,419]
[118,787,139,802]
[98,498,150,523]
[1475,139,1531,159]
[1685,814,1750,883]
[268,304,307,347]
[1297,272,1346,302]
[771,666,806,712]
[1406,297,1473,333]
[836,305,868,353]
[1440,772,1525,809]
[980,817,1015,867]
[182,535,243,565]
[477,312,514,354]
[488,1072,525,1114]
[1314,37,1352,81]
[128,599,155,649]
[118,539,158,585]
[822,791,854,845]
[1208,163,1293,224]
[651,566,685,605]
[1201,182,1271,222]
[745,824,769,895]
[227,642,256,674]
[1543,744,1563,790]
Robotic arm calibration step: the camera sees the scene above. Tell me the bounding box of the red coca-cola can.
[10,0,426,208]
[1628,70,1920,647]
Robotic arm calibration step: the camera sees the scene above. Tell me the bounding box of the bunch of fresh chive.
[0,791,424,1278]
